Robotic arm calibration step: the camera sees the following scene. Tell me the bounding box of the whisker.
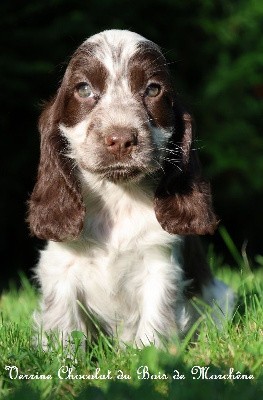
[161,157,183,173]
[159,148,181,155]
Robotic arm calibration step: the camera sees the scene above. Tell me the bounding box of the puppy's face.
[28,30,217,241]
[58,30,174,182]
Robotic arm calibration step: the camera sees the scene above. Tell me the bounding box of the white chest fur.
[81,175,176,249]
[36,176,184,346]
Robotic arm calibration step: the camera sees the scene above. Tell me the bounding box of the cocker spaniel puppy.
[28,29,235,348]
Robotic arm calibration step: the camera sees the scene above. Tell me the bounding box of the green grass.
[1,244,263,399]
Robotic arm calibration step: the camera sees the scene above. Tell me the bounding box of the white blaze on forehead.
[84,29,149,77]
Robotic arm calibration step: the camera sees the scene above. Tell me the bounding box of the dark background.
[1,0,263,288]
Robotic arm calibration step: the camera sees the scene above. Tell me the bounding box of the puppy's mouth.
[98,166,143,182]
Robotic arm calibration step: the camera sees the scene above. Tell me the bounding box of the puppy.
[28,30,235,348]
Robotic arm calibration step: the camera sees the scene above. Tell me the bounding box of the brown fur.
[27,101,86,241]
[154,110,218,235]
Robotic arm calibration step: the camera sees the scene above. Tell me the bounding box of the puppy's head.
[28,29,217,241]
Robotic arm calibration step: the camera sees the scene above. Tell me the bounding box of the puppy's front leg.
[134,253,183,348]
[34,277,86,348]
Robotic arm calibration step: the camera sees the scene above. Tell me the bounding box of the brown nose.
[105,130,137,159]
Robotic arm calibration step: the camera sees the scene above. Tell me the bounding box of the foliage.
[196,1,263,197]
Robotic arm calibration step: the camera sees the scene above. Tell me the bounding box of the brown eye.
[76,82,94,98]
[145,83,161,97]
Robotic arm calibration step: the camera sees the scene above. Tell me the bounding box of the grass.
[0,233,263,399]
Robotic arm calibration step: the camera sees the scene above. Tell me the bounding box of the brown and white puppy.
[28,30,234,347]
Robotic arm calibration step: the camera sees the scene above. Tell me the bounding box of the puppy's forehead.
[81,29,162,74]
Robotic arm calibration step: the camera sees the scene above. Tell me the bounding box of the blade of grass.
[219,226,244,268]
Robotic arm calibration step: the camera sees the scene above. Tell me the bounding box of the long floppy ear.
[154,106,218,235]
[27,95,85,241]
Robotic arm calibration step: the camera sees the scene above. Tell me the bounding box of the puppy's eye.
[76,83,94,98]
[145,83,161,97]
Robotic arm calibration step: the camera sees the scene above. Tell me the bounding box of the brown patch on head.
[129,42,174,128]
[60,43,109,127]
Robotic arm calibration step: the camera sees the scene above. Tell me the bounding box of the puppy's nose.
[105,130,137,158]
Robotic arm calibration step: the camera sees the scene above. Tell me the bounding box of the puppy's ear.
[27,91,85,241]
[154,106,218,235]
